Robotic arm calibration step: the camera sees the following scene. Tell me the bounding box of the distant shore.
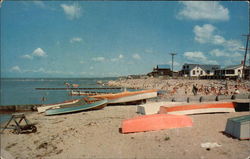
[107,78,250,98]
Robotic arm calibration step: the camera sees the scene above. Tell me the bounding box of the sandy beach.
[1,104,250,159]
[2,1,249,158]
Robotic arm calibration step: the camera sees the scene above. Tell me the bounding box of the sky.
[1,1,249,78]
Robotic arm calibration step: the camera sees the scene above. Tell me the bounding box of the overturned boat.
[121,114,193,134]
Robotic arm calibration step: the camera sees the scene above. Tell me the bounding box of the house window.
[226,70,235,74]
[187,66,189,69]
[183,66,185,69]
[197,70,199,73]
[206,70,210,74]
[238,70,241,73]
[193,70,195,75]
[201,71,203,75]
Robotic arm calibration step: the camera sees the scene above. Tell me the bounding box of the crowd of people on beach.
[107,78,250,98]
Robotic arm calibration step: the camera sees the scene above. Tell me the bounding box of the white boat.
[37,99,79,113]
[90,89,158,104]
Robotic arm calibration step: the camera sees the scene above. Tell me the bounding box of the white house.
[182,64,220,77]
[214,64,244,78]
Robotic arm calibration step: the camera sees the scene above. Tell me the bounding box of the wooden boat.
[37,99,79,113]
[45,97,108,116]
[121,114,193,134]
[159,102,235,115]
[90,89,158,104]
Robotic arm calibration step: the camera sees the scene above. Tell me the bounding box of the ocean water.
[0,77,118,106]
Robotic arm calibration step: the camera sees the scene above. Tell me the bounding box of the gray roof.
[183,63,220,71]
[200,65,220,71]
[224,64,243,70]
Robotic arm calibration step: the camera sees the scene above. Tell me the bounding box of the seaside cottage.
[147,64,171,77]
[214,63,244,79]
[181,64,220,77]
[244,66,250,79]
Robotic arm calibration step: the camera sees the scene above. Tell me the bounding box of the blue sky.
[1,1,249,78]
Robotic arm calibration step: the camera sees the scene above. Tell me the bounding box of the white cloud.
[225,40,243,52]
[184,51,207,61]
[92,57,105,62]
[61,3,81,20]
[178,1,229,21]
[10,66,22,72]
[32,48,47,57]
[184,51,218,65]
[132,54,141,60]
[23,67,75,75]
[21,48,47,60]
[210,49,243,58]
[21,54,33,60]
[193,24,244,63]
[118,54,124,59]
[210,49,227,57]
[193,24,244,51]
[193,24,215,43]
[70,37,82,43]
[213,35,226,45]
[111,54,124,62]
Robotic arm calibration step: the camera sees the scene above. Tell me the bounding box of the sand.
[1,105,250,159]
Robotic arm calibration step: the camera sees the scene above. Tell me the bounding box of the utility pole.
[170,53,177,77]
[241,34,250,79]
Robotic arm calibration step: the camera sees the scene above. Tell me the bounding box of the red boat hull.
[122,114,193,134]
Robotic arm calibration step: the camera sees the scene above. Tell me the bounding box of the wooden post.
[242,34,250,79]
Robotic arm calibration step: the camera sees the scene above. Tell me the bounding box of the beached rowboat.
[45,98,108,116]
[122,114,193,133]
[37,99,80,113]
[159,102,235,115]
[90,89,158,104]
